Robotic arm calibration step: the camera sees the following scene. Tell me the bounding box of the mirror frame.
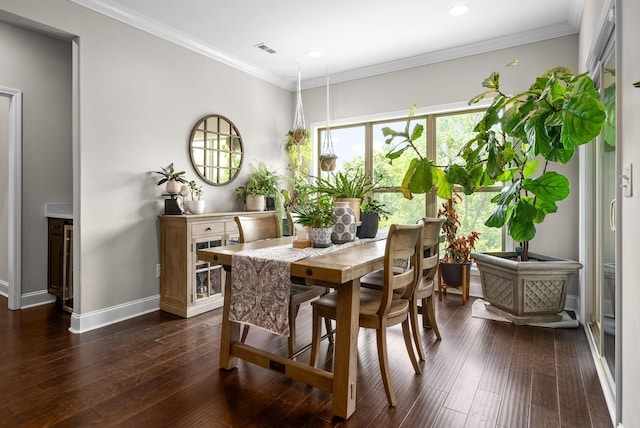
[188,114,244,185]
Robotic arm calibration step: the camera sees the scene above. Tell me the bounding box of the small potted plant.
[183,180,205,214]
[357,197,390,238]
[319,152,338,171]
[235,163,283,217]
[292,195,335,248]
[154,163,187,194]
[438,192,479,290]
[314,168,382,222]
[286,128,309,146]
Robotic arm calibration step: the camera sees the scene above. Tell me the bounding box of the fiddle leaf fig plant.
[383,61,607,261]
[461,62,606,259]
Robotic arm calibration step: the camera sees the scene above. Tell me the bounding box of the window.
[316,108,504,252]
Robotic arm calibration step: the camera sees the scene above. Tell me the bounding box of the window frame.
[313,106,505,250]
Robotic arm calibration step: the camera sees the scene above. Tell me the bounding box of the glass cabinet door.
[193,237,223,302]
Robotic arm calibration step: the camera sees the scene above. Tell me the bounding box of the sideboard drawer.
[191,221,225,236]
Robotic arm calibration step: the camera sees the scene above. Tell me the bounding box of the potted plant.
[183,180,205,214]
[319,152,338,172]
[437,192,479,294]
[314,168,382,222]
[357,197,390,238]
[384,62,607,323]
[235,163,283,218]
[154,163,187,194]
[286,128,309,146]
[455,63,606,323]
[291,195,335,247]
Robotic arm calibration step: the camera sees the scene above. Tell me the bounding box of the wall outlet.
[156,264,161,278]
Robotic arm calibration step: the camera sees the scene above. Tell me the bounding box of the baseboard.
[69,295,160,334]
[21,290,57,308]
[0,280,7,297]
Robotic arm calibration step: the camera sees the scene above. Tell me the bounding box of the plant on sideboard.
[154,163,187,194]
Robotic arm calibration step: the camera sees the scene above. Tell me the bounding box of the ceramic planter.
[165,179,181,194]
[334,197,361,223]
[357,213,379,239]
[185,200,205,214]
[245,195,265,212]
[310,227,332,248]
[473,251,583,324]
[331,202,356,243]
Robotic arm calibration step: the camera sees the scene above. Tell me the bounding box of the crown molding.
[71,0,579,92]
[302,22,579,89]
[70,0,292,89]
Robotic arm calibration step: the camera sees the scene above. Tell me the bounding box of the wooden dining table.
[197,236,387,420]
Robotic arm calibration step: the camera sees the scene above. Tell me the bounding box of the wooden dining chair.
[234,213,333,357]
[410,217,445,361]
[309,223,423,407]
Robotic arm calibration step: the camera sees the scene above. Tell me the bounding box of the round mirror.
[189,114,243,185]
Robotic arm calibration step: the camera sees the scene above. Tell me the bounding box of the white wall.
[0,0,293,317]
[0,19,72,294]
[302,35,581,292]
[619,0,640,425]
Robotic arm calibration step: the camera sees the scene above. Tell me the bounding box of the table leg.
[220,266,239,370]
[332,278,360,419]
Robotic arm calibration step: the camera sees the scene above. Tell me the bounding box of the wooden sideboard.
[158,211,274,318]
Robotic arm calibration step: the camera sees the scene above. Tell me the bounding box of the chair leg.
[424,296,441,340]
[325,318,334,344]
[410,298,426,361]
[240,325,249,343]
[376,327,396,407]
[438,267,443,301]
[402,318,421,375]
[288,304,299,357]
[309,309,322,368]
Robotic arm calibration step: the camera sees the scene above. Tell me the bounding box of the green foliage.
[153,163,187,185]
[462,63,606,254]
[291,195,335,228]
[438,193,480,263]
[360,197,390,220]
[187,180,202,200]
[313,168,382,199]
[384,62,607,260]
[236,163,284,220]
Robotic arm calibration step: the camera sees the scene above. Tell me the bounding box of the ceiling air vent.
[255,43,276,54]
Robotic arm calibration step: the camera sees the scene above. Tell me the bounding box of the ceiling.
[70,0,584,90]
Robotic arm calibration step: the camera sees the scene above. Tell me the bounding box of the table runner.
[229,231,387,336]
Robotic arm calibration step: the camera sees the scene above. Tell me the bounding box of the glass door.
[592,38,617,384]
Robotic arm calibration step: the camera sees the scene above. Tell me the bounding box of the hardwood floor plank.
[530,372,560,428]
[572,327,614,427]
[496,326,534,428]
[465,389,501,427]
[555,329,596,428]
[0,296,611,427]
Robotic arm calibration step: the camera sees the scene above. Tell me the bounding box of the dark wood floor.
[0,295,612,427]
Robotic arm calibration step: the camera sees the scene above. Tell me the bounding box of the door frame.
[1,86,23,310]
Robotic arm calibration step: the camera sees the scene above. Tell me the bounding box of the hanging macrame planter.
[288,69,308,145]
[320,73,337,172]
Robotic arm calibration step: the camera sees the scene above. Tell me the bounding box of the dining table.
[197,235,388,420]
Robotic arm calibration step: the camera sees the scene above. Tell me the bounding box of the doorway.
[1,87,23,310]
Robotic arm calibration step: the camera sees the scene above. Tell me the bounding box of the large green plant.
[314,168,382,199]
[384,62,607,260]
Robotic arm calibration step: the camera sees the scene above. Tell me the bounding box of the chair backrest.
[234,213,281,243]
[379,223,423,313]
[286,211,302,235]
[418,217,445,280]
